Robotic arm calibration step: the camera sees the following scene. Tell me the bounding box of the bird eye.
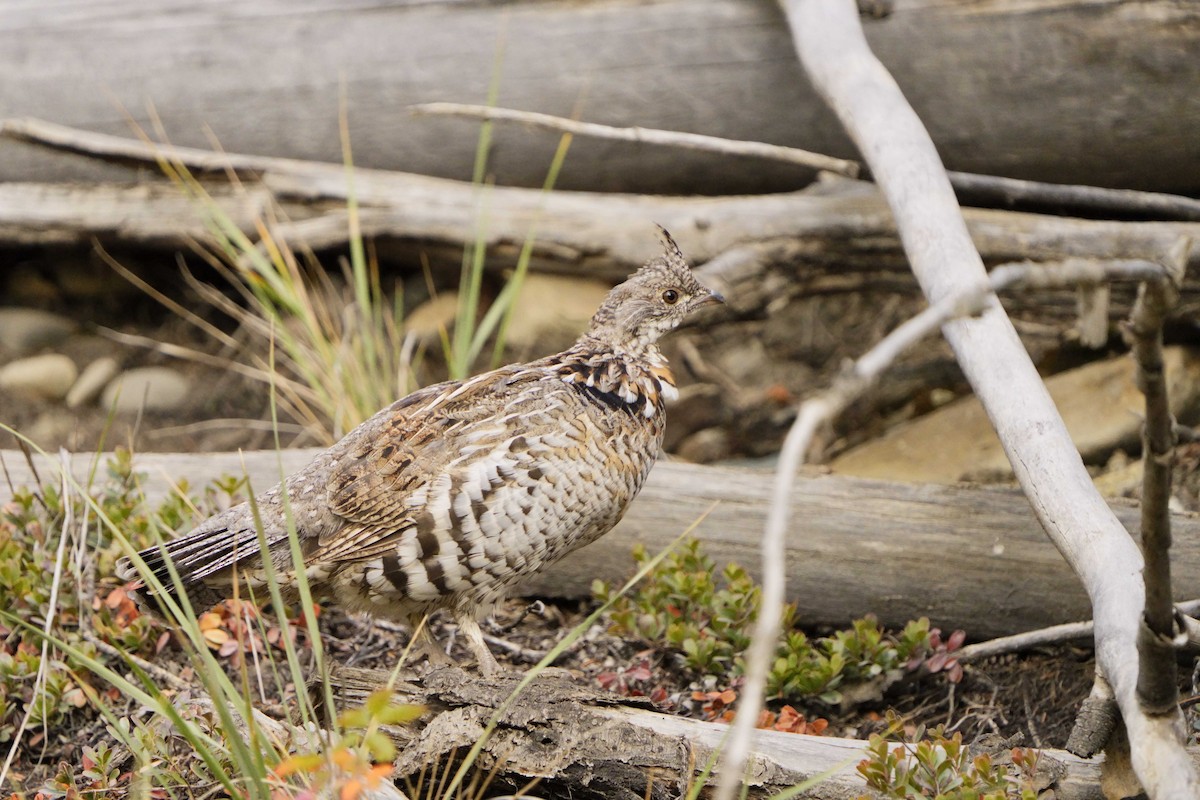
[662,289,680,305]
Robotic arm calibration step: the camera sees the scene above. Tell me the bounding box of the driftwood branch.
[1126,239,1189,717]
[954,599,1200,665]
[320,664,1123,800]
[409,102,861,178]
[716,249,1177,795]
[1,0,1196,197]
[782,1,1198,796]
[412,102,1200,222]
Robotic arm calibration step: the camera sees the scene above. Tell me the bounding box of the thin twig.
[955,597,1200,663]
[409,103,1200,222]
[81,631,191,693]
[409,102,860,178]
[1125,238,1190,715]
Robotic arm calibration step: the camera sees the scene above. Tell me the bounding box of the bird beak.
[693,288,726,309]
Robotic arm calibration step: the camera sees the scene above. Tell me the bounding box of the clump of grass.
[594,539,958,706]
[101,144,417,445]
[105,98,573,447]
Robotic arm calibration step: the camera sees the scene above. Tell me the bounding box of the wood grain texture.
[5,448,1197,639]
[1,176,1197,284]
[0,0,1196,193]
[324,664,1116,800]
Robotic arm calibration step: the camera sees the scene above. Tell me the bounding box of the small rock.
[832,347,1200,484]
[714,336,771,385]
[504,274,611,354]
[5,269,59,306]
[676,427,733,464]
[0,353,78,400]
[25,412,80,448]
[663,383,722,452]
[100,367,191,414]
[0,308,77,353]
[66,357,120,409]
[405,292,460,340]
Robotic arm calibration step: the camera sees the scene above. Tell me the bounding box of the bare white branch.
[409,102,861,178]
[723,2,1200,797]
[716,252,1174,796]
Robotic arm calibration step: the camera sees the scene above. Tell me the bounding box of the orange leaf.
[366,763,393,788]
[339,780,362,800]
[197,612,223,631]
[105,586,129,609]
[331,748,356,771]
[202,628,230,647]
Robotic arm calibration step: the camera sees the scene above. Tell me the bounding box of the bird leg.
[454,609,503,678]
[406,613,453,671]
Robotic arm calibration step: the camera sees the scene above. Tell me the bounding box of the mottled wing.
[308,370,524,566]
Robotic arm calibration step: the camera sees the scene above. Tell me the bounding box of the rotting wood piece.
[320,665,1117,799]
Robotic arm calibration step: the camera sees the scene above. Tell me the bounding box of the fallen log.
[320,664,1115,800]
[3,121,1197,288]
[0,0,1196,195]
[5,448,1199,639]
[1,170,1198,336]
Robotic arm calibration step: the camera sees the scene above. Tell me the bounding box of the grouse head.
[584,227,724,353]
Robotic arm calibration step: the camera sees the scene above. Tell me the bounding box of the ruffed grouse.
[120,229,722,675]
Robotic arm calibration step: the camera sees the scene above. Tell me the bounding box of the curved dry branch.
[411,102,1200,222]
[771,1,1198,797]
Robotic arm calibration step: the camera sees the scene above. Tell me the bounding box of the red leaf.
[627,665,652,681]
[946,630,967,651]
[105,587,128,609]
[925,652,948,672]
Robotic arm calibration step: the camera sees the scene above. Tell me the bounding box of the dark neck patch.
[555,351,673,419]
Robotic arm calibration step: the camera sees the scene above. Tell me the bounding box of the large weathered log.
[0,1,1196,195]
[322,664,1114,800]
[5,448,1200,639]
